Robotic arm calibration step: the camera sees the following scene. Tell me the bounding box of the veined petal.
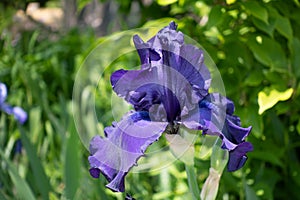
[111,66,200,123]
[198,93,252,147]
[133,22,211,99]
[88,111,168,192]
[133,35,160,66]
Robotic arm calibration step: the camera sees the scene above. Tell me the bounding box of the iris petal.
[0,83,7,104]
[182,93,252,171]
[111,66,200,122]
[228,142,253,171]
[1,103,28,124]
[132,22,211,100]
[88,111,168,192]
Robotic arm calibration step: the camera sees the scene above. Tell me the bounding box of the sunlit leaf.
[258,88,293,114]
[226,0,236,5]
[157,0,178,6]
[296,119,300,136]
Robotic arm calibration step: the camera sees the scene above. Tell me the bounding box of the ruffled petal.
[88,111,168,192]
[182,93,252,170]
[197,93,252,148]
[228,142,253,171]
[111,66,200,123]
[133,35,160,66]
[133,22,211,100]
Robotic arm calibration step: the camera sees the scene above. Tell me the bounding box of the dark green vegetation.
[0,0,299,199]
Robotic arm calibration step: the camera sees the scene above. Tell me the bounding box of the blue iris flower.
[88,22,253,192]
[0,82,27,124]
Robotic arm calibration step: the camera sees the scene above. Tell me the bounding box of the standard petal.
[0,83,7,104]
[133,35,160,66]
[88,111,168,192]
[227,142,253,171]
[111,66,197,122]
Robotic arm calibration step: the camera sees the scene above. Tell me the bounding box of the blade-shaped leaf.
[19,126,52,200]
[0,149,36,200]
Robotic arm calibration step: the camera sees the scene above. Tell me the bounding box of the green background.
[0,0,300,199]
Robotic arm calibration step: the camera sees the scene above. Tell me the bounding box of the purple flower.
[0,83,27,124]
[88,22,252,192]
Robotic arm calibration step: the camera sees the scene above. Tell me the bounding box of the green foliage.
[0,0,300,199]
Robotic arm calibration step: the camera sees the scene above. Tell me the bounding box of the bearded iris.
[0,82,27,124]
[88,22,253,192]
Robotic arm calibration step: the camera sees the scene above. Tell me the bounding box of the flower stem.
[185,164,200,200]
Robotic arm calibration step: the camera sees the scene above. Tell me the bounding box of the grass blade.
[0,149,36,200]
[64,121,81,199]
[19,126,52,200]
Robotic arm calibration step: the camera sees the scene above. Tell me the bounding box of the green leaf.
[252,17,276,37]
[245,185,259,200]
[185,164,200,200]
[0,191,7,200]
[247,35,287,71]
[244,70,264,86]
[250,151,283,167]
[64,123,81,199]
[243,1,268,23]
[258,88,293,114]
[275,15,293,41]
[157,0,178,6]
[290,38,300,78]
[296,119,300,136]
[0,149,36,200]
[206,5,223,29]
[20,126,51,200]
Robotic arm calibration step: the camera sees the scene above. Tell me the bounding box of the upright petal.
[133,22,211,100]
[88,111,168,192]
[133,35,160,66]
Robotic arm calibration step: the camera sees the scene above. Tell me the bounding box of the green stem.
[185,164,200,200]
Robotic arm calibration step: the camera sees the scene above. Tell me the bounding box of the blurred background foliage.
[0,0,300,199]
